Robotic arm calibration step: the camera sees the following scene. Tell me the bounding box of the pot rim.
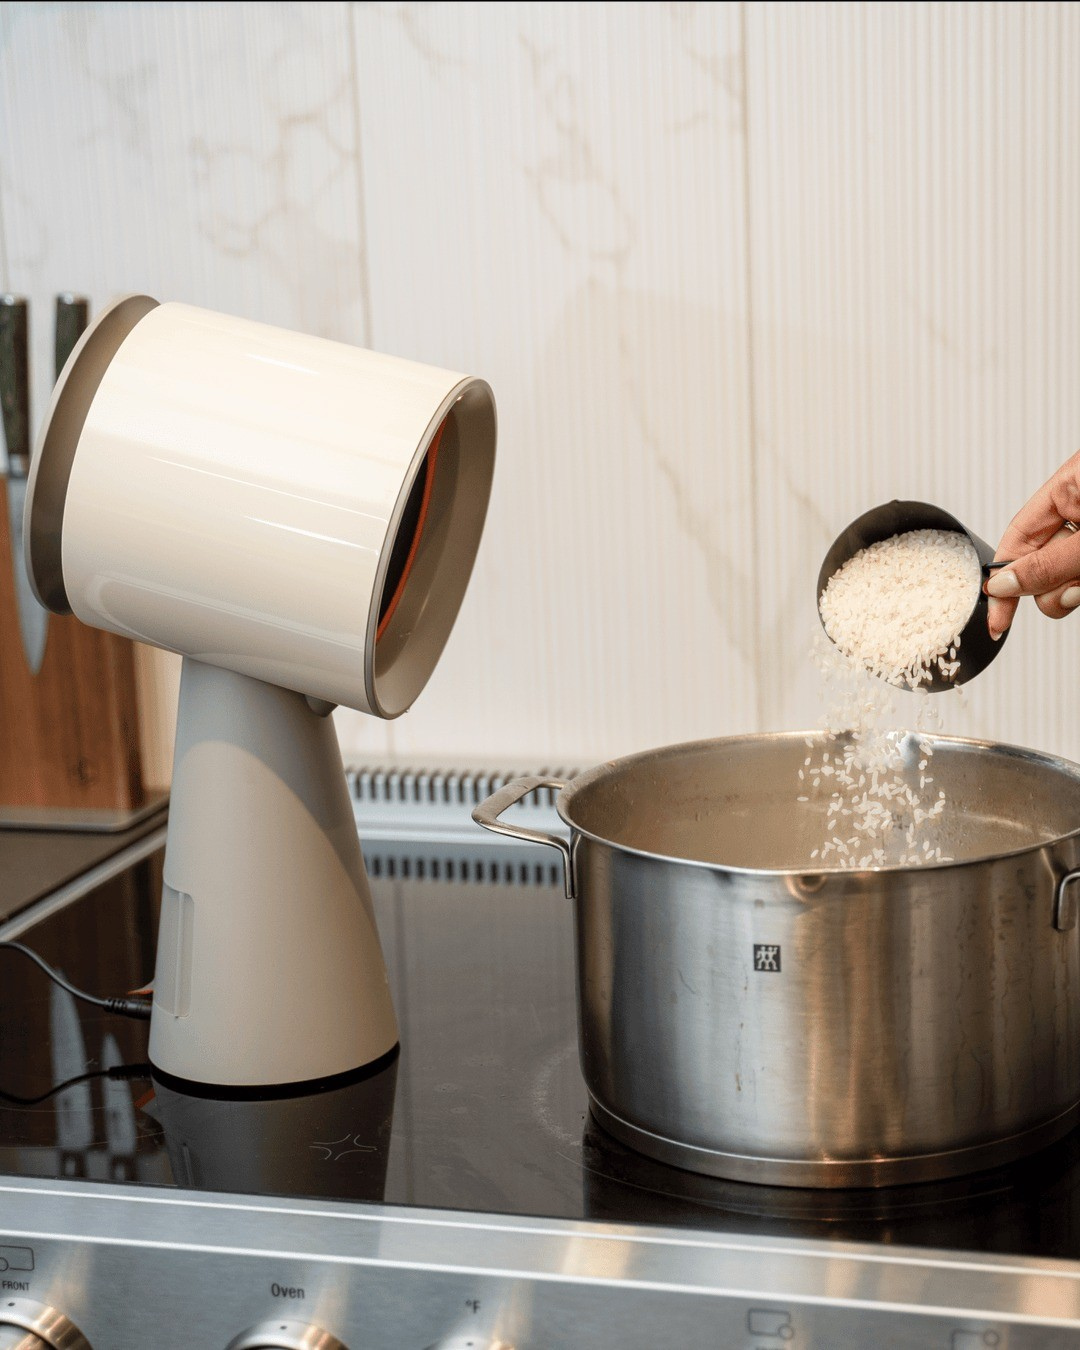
[554,729,1080,878]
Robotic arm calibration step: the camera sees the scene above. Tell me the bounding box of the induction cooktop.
[3,816,1080,1348]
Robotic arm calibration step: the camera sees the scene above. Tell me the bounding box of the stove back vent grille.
[346,765,578,889]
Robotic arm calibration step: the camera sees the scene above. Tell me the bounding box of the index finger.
[995,449,1080,561]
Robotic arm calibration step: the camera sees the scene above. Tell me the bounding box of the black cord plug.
[103,997,153,1021]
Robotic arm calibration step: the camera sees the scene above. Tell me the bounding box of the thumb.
[985,531,1080,598]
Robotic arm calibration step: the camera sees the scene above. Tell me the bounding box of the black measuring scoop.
[816,499,1009,692]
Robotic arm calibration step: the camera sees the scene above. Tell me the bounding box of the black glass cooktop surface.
[3,834,1080,1261]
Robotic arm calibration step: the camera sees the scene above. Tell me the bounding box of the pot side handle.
[1055,867,1080,932]
[1053,869,1080,934]
[471,777,573,899]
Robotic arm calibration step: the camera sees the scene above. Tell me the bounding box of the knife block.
[0,474,147,822]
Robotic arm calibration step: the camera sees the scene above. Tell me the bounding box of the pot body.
[475,736,1080,1186]
[573,833,1080,1186]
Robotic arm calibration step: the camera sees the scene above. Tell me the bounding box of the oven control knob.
[0,1331,46,1350]
[226,1321,348,1350]
[0,1298,91,1349]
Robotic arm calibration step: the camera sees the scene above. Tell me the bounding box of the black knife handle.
[0,295,30,476]
[55,293,89,383]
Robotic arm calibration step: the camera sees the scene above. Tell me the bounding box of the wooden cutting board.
[0,474,144,812]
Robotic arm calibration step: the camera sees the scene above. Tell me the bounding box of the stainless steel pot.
[473,733,1080,1188]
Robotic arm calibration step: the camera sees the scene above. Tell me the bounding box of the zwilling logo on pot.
[754,944,781,973]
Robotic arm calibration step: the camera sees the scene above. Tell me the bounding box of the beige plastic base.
[149,658,399,1087]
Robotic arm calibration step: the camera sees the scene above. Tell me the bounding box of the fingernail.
[1062,587,1080,609]
[986,571,1021,597]
[990,627,1004,641]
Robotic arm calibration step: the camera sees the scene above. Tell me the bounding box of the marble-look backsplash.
[2,2,1079,783]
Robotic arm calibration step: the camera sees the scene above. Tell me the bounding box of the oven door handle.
[472,777,573,899]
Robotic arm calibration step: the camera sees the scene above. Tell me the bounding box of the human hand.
[985,450,1080,639]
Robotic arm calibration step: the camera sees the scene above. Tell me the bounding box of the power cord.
[0,941,153,1020]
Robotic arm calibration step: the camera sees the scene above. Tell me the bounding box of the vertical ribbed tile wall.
[744,1,1080,756]
[1,2,1079,773]
[339,1,754,762]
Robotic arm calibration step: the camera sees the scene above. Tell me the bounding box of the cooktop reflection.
[3,834,1080,1262]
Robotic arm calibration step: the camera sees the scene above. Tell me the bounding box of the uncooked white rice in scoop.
[803,528,981,869]
[818,528,982,688]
